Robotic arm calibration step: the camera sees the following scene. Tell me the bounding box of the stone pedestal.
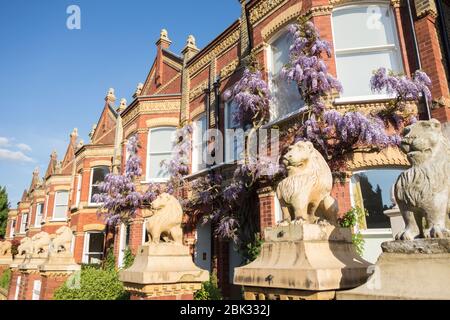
[119,243,209,300]
[234,224,372,300]
[337,239,450,300]
[39,254,81,300]
[16,254,47,300]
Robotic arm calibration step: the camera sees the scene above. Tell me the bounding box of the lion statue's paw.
[395,229,419,241]
[425,225,449,239]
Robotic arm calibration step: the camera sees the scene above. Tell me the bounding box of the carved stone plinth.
[38,254,81,300]
[119,243,209,300]
[0,256,13,267]
[234,224,372,300]
[337,239,450,300]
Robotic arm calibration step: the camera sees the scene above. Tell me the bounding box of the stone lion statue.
[276,141,338,225]
[145,193,183,244]
[31,232,51,255]
[51,226,73,254]
[394,119,450,240]
[17,237,33,256]
[0,241,12,256]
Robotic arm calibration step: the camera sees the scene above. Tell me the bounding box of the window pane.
[149,128,176,153]
[225,101,244,163]
[336,49,402,97]
[332,5,397,49]
[352,169,403,229]
[148,153,171,179]
[55,191,69,206]
[270,32,303,122]
[92,166,109,185]
[88,233,104,253]
[53,205,67,220]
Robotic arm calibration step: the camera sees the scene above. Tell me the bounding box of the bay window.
[89,166,110,205]
[34,203,44,227]
[192,115,207,173]
[147,127,176,181]
[224,101,244,163]
[332,4,403,100]
[268,30,304,122]
[53,191,69,221]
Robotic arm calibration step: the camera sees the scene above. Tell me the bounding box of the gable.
[90,105,117,145]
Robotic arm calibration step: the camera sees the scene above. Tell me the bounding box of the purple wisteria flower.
[281,21,342,114]
[224,68,271,125]
[370,68,432,105]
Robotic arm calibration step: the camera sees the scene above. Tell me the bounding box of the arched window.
[268,30,304,122]
[332,3,403,100]
[147,127,176,181]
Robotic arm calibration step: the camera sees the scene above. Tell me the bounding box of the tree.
[0,186,10,239]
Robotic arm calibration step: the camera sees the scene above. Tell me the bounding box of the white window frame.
[266,28,305,123]
[88,166,109,207]
[9,220,16,238]
[14,276,21,300]
[52,191,69,222]
[273,195,284,224]
[349,168,403,232]
[142,218,149,245]
[34,203,44,227]
[75,173,82,208]
[224,101,245,164]
[331,3,404,103]
[192,114,207,173]
[82,231,105,264]
[43,194,49,222]
[20,212,28,234]
[118,223,129,268]
[146,126,176,183]
[32,280,41,300]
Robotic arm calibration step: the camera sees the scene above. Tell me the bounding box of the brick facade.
[3,0,449,299]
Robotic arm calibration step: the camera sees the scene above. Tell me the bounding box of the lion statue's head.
[400,119,450,165]
[150,193,179,212]
[283,141,317,175]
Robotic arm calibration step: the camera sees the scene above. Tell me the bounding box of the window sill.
[360,228,392,237]
[50,219,68,223]
[263,107,309,129]
[333,95,394,105]
[141,178,169,184]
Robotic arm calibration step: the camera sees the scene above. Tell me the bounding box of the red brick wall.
[40,274,70,300]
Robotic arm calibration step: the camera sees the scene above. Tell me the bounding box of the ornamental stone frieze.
[122,100,181,125]
[189,80,208,102]
[249,0,288,25]
[219,59,240,80]
[261,2,303,41]
[188,27,240,78]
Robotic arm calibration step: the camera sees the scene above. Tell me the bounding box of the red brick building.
[4,0,449,300]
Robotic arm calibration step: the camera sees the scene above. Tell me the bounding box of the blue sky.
[0,0,240,206]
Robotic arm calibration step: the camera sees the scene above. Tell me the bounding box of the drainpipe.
[406,0,432,120]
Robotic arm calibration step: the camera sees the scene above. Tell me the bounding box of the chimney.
[155,29,172,87]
